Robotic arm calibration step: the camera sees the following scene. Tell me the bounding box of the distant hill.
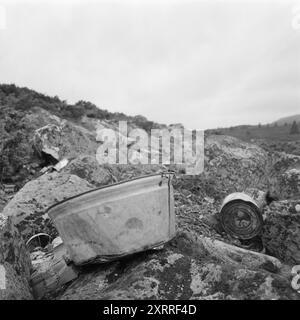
[273,114,300,126]
[206,117,300,157]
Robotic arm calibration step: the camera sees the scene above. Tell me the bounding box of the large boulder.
[33,122,97,162]
[262,200,300,265]
[63,156,114,187]
[203,136,300,201]
[268,152,300,199]
[2,172,94,241]
[20,107,66,133]
[0,214,33,300]
[58,232,299,300]
[63,155,163,187]
[276,168,300,200]
[199,135,271,201]
[0,189,10,213]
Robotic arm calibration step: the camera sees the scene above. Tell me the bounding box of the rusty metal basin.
[47,173,176,265]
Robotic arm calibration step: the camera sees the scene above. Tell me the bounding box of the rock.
[269,152,300,175]
[277,168,300,200]
[2,172,94,241]
[0,189,10,213]
[0,214,33,300]
[174,188,222,239]
[22,107,66,129]
[198,236,282,273]
[58,232,299,300]
[111,164,163,181]
[33,122,97,162]
[175,135,272,204]
[204,135,271,198]
[63,156,114,187]
[63,155,163,187]
[262,200,300,265]
[33,124,61,161]
[204,136,300,202]
[268,152,300,199]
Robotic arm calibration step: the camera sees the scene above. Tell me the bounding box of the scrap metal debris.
[30,236,78,299]
[39,158,70,175]
[26,233,51,252]
[219,192,264,240]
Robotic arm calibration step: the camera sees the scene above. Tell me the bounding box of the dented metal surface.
[47,173,176,265]
[220,192,264,240]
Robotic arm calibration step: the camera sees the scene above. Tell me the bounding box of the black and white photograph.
[0,0,300,307]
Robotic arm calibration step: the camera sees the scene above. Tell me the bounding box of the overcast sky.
[0,0,300,129]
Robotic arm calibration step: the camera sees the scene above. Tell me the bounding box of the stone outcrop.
[63,155,163,187]
[277,169,300,200]
[204,136,300,201]
[268,152,300,199]
[58,232,299,300]
[0,214,33,300]
[33,122,97,162]
[262,200,300,265]
[63,156,115,187]
[198,236,282,272]
[204,135,271,196]
[2,125,300,300]
[2,172,94,241]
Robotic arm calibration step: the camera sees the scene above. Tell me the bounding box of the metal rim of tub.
[220,199,263,240]
[46,171,174,214]
[76,238,176,265]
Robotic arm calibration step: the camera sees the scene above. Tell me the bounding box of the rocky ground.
[1,109,300,300]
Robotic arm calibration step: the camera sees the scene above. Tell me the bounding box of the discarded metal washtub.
[47,173,176,265]
[220,192,264,240]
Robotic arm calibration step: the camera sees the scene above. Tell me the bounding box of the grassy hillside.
[211,123,300,141]
[273,114,300,126]
[0,84,163,131]
[208,123,300,155]
[0,83,164,186]
[1,83,299,185]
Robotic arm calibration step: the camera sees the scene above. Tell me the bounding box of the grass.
[207,123,300,155]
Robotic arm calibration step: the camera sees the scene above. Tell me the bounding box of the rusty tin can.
[220,192,264,240]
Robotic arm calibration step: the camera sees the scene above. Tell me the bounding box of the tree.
[290,121,299,135]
